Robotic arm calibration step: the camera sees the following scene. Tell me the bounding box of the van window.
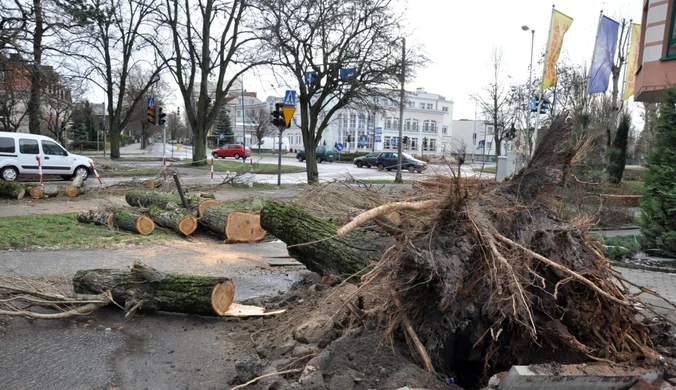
[42,140,68,156]
[19,139,39,155]
[0,137,15,153]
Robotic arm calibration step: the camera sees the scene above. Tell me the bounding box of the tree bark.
[260,201,388,276]
[29,184,59,199]
[72,262,235,316]
[0,181,26,199]
[145,205,198,236]
[200,202,246,238]
[77,210,113,227]
[112,210,155,235]
[125,190,207,215]
[65,174,86,197]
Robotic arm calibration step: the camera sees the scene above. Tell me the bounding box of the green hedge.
[71,141,104,151]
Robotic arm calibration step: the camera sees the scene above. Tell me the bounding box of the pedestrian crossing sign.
[284,90,296,107]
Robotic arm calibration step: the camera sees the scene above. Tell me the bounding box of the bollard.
[90,162,104,186]
[36,156,43,185]
[210,157,214,184]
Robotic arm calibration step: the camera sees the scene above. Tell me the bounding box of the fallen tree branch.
[337,200,440,237]
[229,369,302,390]
[0,293,111,319]
[493,233,631,307]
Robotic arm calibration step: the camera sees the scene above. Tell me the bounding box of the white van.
[0,132,93,182]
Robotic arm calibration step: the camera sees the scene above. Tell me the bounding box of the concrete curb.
[610,260,676,274]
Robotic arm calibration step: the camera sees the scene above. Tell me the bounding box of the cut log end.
[16,188,25,200]
[178,215,198,236]
[225,211,267,243]
[199,199,220,217]
[29,186,44,199]
[65,185,79,198]
[136,216,155,235]
[211,280,236,316]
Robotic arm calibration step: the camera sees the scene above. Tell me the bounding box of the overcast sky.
[246,0,644,121]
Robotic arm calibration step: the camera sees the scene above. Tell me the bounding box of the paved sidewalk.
[613,266,676,306]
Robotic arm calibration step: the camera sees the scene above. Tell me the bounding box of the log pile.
[0,180,26,199]
[29,184,59,199]
[77,209,155,235]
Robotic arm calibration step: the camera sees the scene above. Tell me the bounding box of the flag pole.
[533,4,556,156]
[619,19,633,110]
[585,10,604,112]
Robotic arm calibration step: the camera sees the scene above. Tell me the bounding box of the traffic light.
[540,99,551,114]
[423,137,428,147]
[347,134,352,143]
[530,96,551,114]
[505,123,517,140]
[60,122,66,133]
[270,103,284,127]
[147,107,155,124]
[403,136,408,145]
[158,107,167,125]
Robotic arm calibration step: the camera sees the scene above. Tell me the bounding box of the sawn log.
[72,262,235,316]
[260,201,389,276]
[200,199,266,240]
[125,190,215,216]
[145,205,198,236]
[112,209,155,235]
[65,174,86,197]
[29,184,59,199]
[0,180,26,199]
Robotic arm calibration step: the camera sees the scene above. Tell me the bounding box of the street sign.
[336,143,344,152]
[367,126,374,132]
[284,90,296,107]
[219,133,224,139]
[147,96,155,109]
[282,106,295,128]
[477,140,485,149]
[359,135,368,146]
[374,127,382,143]
[390,138,397,146]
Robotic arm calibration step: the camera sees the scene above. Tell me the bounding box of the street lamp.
[395,37,405,183]
[522,25,535,155]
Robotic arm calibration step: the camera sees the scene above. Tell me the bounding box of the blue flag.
[588,15,620,95]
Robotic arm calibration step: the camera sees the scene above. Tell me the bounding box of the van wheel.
[234,153,240,159]
[1,166,18,182]
[377,163,384,171]
[74,166,90,180]
[407,165,415,173]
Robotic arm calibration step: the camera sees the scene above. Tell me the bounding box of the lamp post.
[522,25,535,156]
[394,37,405,183]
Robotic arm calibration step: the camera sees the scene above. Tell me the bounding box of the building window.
[405,119,411,131]
[442,126,448,134]
[487,126,494,135]
[429,138,437,151]
[407,101,414,108]
[385,117,392,130]
[668,5,676,57]
[411,119,419,131]
[358,114,366,129]
[423,120,430,132]
[442,106,449,112]
[337,114,343,129]
[419,103,425,109]
[384,136,392,149]
[342,114,348,129]
[410,137,418,150]
[426,103,433,110]
[392,117,399,130]
[430,121,438,132]
[349,114,356,128]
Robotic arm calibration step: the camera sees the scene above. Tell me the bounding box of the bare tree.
[40,73,80,144]
[0,0,28,52]
[0,55,30,132]
[63,0,164,158]
[246,107,275,152]
[255,0,421,183]
[474,47,511,159]
[158,0,259,165]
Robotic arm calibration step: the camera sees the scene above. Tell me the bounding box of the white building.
[452,119,497,161]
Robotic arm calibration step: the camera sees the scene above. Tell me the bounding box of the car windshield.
[367,153,379,157]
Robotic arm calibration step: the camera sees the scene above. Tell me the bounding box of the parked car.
[296,146,337,163]
[353,152,382,168]
[376,152,427,173]
[211,144,251,159]
[0,132,92,182]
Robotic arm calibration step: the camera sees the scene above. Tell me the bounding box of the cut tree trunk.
[145,205,198,236]
[112,210,155,235]
[225,211,267,243]
[125,190,213,216]
[198,199,220,217]
[0,180,26,199]
[260,201,389,276]
[200,202,247,238]
[72,261,235,316]
[144,177,166,189]
[65,174,86,197]
[76,210,113,227]
[29,184,59,199]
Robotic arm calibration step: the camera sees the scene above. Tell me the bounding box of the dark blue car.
[376,152,427,173]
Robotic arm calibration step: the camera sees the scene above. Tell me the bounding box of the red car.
[211,144,251,159]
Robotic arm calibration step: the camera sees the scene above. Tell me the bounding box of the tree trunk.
[225,211,267,243]
[65,174,86,198]
[29,184,59,199]
[28,0,43,135]
[112,210,155,235]
[260,201,388,276]
[198,198,219,217]
[0,181,26,199]
[77,210,113,227]
[72,261,235,316]
[200,202,246,238]
[145,205,198,236]
[125,190,206,215]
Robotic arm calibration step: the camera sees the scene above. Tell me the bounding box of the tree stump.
[72,261,235,316]
[225,211,267,243]
[260,201,389,276]
[112,210,155,235]
[76,210,113,227]
[145,205,198,236]
[65,174,86,197]
[29,184,59,199]
[0,180,26,199]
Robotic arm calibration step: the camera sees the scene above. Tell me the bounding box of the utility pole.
[395,37,405,183]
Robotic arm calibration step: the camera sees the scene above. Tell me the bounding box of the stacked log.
[125,190,212,216]
[73,261,235,316]
[77,209,154,235]
[145,205,198,236]
[200,199,268,242]
[76,210,113,227]
[65,174,87,198]
[29,184,59,199]
[0,181,26,200]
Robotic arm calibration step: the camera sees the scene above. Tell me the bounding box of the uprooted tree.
[261,116,669,385]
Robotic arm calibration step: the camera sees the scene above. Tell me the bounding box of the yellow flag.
[541,10,574,90]
[623,23,641,100]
